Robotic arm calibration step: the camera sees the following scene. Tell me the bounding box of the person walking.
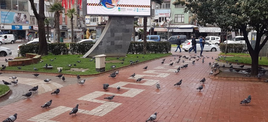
[200,36,205,56]
[174,36,182,52]
[189,36,196,53]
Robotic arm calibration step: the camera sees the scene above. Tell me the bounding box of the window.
[166,3,170,9]
[211,37,215,40]
[174,14,184,23]
[90,16,98,22]
[12,0,18,10]
[18,0,28,11]
[0,0,12,9]
[30,16,36,25]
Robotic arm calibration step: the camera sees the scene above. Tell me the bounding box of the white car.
[0,46,12,56]
[182,41,219,52]
[223,36,245,44]
[77,39,96,43]
[205,36,221,45]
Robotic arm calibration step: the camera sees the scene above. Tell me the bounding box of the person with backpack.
[189,36,196,53]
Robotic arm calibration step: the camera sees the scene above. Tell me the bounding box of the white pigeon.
[146,112,157,122]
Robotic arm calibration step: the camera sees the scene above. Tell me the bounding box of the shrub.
[69,42,95,54]
[48,43,68,55]
[219,44,247,53]
[19,44,39,57]
[128,42,171,54]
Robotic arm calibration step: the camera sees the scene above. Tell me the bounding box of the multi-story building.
[0,0,30,41]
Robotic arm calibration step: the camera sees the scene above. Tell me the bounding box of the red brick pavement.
[1,52,268,122]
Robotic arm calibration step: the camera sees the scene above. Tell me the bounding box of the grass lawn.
[0,85,9,96]
[218,56,268,66]
[6,53,171,75]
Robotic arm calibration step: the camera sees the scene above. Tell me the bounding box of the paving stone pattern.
[1,52,268,122]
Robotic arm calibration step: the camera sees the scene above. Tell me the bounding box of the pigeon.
[156,83,160,89]
[115,70,119,75]
[174,80,182,86]
[41,100,52,108]
[143,66,148,70]
[51,89,60,95]
[111,65,116,69]
[117,86,120,91]
[240,65,244,68]
[44,79,51,83]
[77,60,81,63]
[182,60,185,63]
[146,112,157,122]
[240,95,251,105]
[209,70,213,75]
[29,85,38,92]
[209,62,211,66]
[62,76,65,81]
[161,61,164,64]
[3,113,17,122]
[1,65,6,70]
[200,78,206,84]
[58,68,62,73]
[103,83,109,91]
[22,92,32,98]
[50,59,54,61]
[11,79,18,85]
[104,95,115,101]
[136,78,144,82]
[33,73,39,77]
[56,74,63,78]
[169,62,174,66]
[68,64,72,67]
[33,67,38,71]
[5,58,8,62]
[69,104,79,115]
[130,73,135,78]
[2,80,11,85]
[222,64,225,68]
[73,64,76,66]
[17,66,21,69]
[78,79,86,85]
[109,72,116,78]
[192,60,195,65]
[10,76,17,80]
[196,85,203,92]
[77,75,81,80]
[235,69,240,73]
[162,59,166,62]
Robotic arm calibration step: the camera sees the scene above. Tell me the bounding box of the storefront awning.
[172,29,193,32]
[199,27,221,33]
[154,28,168,32]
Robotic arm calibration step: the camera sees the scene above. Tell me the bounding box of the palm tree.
[66,8,76,43]
[49,2,64,43]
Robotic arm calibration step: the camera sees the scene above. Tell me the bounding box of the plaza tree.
[173,0,268,76]
[66,8,76,43]
[49,2,64,43]
[29,0,48,55]
[142,0,163,54]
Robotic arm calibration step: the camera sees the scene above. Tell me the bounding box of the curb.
[210,75,265,82]
[0,89,11,98]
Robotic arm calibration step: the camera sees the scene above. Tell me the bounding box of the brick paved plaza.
[1,51,268,122]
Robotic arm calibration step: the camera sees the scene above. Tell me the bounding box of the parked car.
[223,36,245,44]
[77,39,96,43]
[0,46,12,56]
[17,38,50,53]
[205,36,221,45]
[168,35,187,45]
[137,35,161,42]
[182,41,219,52]
[0,34,16,44]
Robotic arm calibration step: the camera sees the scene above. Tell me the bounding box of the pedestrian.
[175,36,181,52]
[189,36,196,53]
[200,36,205,56]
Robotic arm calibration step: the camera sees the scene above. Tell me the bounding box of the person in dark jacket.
[189,36,196,53]
[174,36,181,52]
[200,36,205,56]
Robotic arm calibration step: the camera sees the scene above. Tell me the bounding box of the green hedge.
[128,42,171,54]
[19,41,171,56]
[219,44,248,53]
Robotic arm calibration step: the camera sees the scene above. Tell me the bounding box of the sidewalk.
[1,51,268,122]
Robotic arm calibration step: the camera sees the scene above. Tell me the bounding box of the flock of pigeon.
[1,55,255,122]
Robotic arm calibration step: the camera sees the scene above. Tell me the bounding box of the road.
[0,42,23,65]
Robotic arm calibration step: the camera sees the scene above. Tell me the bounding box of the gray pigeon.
[56,74,63,78]
[200,78,206,84]
[146,112,157,122]
[143,66,148,70]
[41,100,52,108]
[62,76,65,81]
[240,95,251,105]
[3,113,17,122]
[156,83,160,89]
[103,83,109,91]
[22,92,32,98]
[197,85,203,92]
[109,72,116,78]
[33,73,39,77]
[78,79,86,85]
[104,95,115,101]
[29,85,38,92]
[77,75,81,80]
[130,73,135,78]
[136,78,144,82]
[51,89,60,95]
[117,86,120,91]
[174,79,182,86]
[2,80,11,85]
[44,79,51,83]
[69,104,79,115]
[11,79,18,85]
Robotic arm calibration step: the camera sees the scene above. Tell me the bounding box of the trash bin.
[60,37,63,42]
[95,54,106,72]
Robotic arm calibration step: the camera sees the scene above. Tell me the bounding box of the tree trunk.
[250,52,259,75]
[37,0,47,55]
[46,22,49,42]
[71,16,74,43]
[143,17,147,54]
[55,12,60,43]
